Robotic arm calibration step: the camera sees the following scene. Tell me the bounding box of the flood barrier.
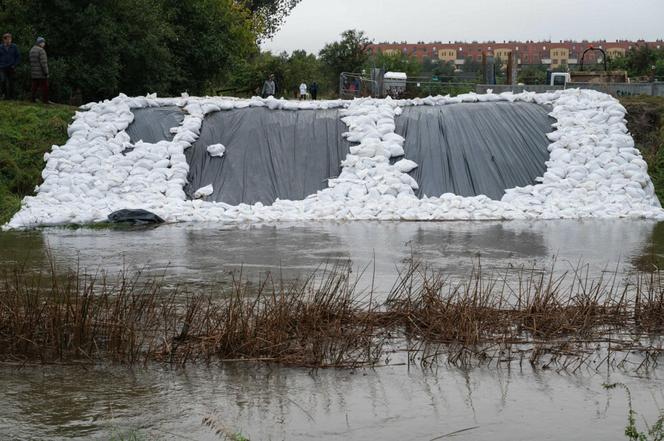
[184,107,350,205]
[395,102,553,200]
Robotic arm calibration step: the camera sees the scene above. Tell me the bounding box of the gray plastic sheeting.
[395,102,553,200]
[126,106,184,144]
[185,108,350,205]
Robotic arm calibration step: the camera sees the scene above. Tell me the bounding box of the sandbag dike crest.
[4,90,663,229]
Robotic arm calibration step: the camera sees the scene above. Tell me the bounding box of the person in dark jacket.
[261,74,276,98]
[310,81,318,100]
[0,33,20,100]
[29,37,49,103]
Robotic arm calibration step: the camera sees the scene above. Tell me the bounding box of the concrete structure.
[369,39,663,67]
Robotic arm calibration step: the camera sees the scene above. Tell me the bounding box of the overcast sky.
[262,0,664,54]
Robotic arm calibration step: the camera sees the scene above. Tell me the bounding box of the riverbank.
[622,96,664,202]
[0,101,75,224]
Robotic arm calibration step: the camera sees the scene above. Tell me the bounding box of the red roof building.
[368,40,663,69]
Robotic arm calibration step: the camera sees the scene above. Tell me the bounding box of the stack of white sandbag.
[4,89,663,230]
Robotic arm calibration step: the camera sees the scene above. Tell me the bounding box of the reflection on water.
[1,220,664,292]
[1,363,663,440]
[2,220,664,439]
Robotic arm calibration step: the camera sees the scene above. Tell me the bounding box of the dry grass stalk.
[1,259,664,371]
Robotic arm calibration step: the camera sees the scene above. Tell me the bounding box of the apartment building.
[368,40,663,67]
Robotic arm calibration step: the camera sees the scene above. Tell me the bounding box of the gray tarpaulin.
[395,102,553,200]
[185,108,350,205]
[126,106,184,144]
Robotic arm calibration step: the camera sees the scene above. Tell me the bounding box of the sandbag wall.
[8,91,661,230]
[128,103,552,204]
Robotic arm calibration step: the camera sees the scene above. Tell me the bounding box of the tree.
[164,0,257,95]
[518,65,548,84]
[463,57,482,73]
[240,0,302,39]
[367,51,421,78]
[319,30,372,84]
[283,50,327,97]
[656,58,664,80]
[432,61,456,80]
[0,0,258,101]
[227,49,332,98]
[608,45,664,79]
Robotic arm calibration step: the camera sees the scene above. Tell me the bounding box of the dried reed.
[1,259,664,371]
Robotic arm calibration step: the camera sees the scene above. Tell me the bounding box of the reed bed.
[1,259,664,371]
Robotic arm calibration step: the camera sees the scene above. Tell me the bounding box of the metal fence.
[339,73,378,99]
[340,72,478,99]
[475,83,664,97]
[400,80,475,99]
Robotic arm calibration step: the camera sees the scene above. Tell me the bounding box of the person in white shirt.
[299,82,307,100]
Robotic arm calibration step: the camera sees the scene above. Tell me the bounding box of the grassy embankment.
[0,101,75,225]
[0,97,663,226]
[622,96,664,202]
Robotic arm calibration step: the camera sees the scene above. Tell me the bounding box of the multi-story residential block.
[368,40,663,68]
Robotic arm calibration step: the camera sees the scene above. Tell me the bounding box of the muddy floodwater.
[2,220,664,292]
[2,220,664,440]
[1,362,663,441]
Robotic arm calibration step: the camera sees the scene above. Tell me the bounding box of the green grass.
[620,96,664,203]
[0,100,76,225]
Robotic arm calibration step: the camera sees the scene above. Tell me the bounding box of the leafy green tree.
[517,65,548,84]
[656,59,664,80]
[227,49,332,98]
[367,51,421,77]
[0,0,258,102]
[608,45,664,79]
[240,0,302,39]
[463,56,482,73]
[319,30,372,83]
[164,0,257,95]
[283,50,327,97]
[432,61,456,80]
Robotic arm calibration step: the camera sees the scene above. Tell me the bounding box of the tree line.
[6,0,661,105]
[0,0,301,103]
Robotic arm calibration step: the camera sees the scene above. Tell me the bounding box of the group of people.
[261,74,319,101]
[0,33,50,103]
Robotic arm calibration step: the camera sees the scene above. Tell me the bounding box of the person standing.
[0,33,20,100]
[310,81,318,100]
[29,37,49,103]
[261,74,276,98]
[298,81,307,100]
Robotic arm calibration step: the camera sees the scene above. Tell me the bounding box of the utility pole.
[506,52,518,86]
[482,51,496,85]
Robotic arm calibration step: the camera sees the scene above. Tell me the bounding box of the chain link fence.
[339,72,477,99]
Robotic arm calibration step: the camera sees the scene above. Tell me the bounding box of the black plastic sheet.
[108,209,164,225]
[395,102,553,200]
[185,108,350,205]
[126,106,184,144]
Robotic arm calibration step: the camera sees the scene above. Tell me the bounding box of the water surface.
[2,220,664,440]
